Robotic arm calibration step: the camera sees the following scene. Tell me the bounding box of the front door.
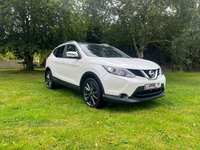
[59,44,82,86]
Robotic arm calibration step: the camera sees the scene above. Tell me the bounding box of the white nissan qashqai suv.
[45,41,166,108]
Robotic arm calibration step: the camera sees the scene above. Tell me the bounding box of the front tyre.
[83,78,104,108]
[45,70,55,89]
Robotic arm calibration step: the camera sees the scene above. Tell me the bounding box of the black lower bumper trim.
[102,91,165,104]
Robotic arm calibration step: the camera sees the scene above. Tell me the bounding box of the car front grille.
[129,69,161,79]
[130,84,165,100]
[128,69,144,77]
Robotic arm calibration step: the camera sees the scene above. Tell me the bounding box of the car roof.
[55,41,110,49]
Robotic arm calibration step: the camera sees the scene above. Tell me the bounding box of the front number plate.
[144,83,161,90]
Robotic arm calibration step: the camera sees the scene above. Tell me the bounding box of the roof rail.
[67,40,77,43]
[100,43,109,46]
[55,40,78,49]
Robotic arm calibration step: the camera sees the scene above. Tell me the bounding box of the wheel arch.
[45,67,51,80]
[80,72,105,95]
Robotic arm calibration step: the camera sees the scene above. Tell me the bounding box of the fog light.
[118,93,128,100]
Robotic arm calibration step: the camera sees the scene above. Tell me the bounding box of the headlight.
[103,66,135,78]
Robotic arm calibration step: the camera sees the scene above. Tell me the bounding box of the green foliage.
[91,0,200,62]
[85,19,103,43]
[0,54,4,60]
[102,0,177,58]
[5,52,16,60]
[0,52,17,61]
[171,10,200,70]
[38,49,52,67]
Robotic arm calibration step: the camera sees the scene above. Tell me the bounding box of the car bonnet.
[88,57,160,70]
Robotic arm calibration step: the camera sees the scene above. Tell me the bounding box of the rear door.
[51,46,65,79]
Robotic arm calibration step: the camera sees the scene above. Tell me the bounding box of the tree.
[103,0,176,58]
[95,0,197,59]
[0,0,73,70]
[77,0,107,43]
[171,7,200,70]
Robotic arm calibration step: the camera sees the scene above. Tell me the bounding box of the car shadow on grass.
[103,98,166,112]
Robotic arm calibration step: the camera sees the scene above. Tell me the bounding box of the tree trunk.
[25,52,34,70]
[137,45,146,59]
[132,32,145,59]
[136,50,144,59]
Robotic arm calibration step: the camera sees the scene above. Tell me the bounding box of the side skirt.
[52,76,80,91]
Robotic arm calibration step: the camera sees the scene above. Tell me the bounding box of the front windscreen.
[78,43,130,58]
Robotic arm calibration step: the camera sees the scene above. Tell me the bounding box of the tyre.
[83,78,104,108]
[45,70,56,89]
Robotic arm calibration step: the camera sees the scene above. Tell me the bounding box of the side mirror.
[66,51,80,59]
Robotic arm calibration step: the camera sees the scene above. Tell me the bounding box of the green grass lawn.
[0,69,200,149]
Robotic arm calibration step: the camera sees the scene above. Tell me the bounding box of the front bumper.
[102,84,165,103]
[103,90,165,103]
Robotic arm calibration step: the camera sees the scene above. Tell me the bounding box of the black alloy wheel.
[45,70,55,89]
[83,78,103,108]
